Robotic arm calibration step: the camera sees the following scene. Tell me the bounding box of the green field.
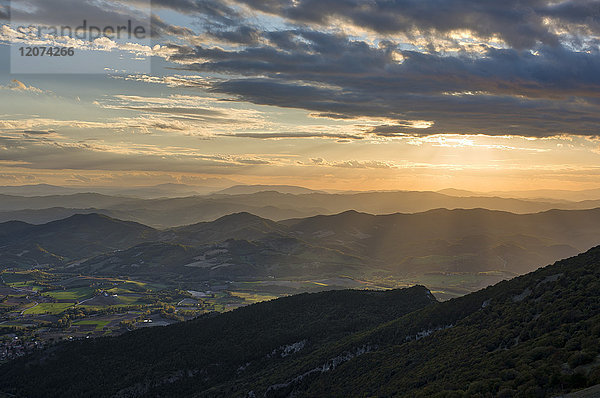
[23,303,73,315]
[77,304,141,311]
[230,291,279,304]
[6,281,44,291]
[44,287,94,301]
[1,270,266,344]
[119,281,150,291]
[106,287,138,295]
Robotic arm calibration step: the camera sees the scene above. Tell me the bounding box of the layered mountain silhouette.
[4,208,600,280]
[3,190,600,228]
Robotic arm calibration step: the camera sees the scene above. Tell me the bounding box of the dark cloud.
[9,0,149,30]
[544,1,600,26]
[212,79,600,137]
[5,0,240,39]
[9,0,599,50]
[174,31,600,100]
[151,0,240,25]
[166,28,600,137]
[11,0,599,138]
[151,14,195,38]
[231,0,599,49]
[205,25,262,45]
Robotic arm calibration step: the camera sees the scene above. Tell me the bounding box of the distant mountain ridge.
[4,208,600,280]
[5,183,600,202]
[215,184,324,195]
[4,190,600,228]
[439,187,600,202]
[0,182,233,198]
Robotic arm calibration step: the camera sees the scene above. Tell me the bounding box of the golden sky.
[1,0,600,191]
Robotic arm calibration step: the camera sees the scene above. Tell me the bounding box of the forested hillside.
[1,246,600,397]
[0,286,436,397]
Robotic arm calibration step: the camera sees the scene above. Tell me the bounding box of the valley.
[3,203,600,355]
[1,267,507,358]
[1,244,599,397]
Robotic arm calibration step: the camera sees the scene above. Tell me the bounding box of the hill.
[0,286,437,397]
[0,214,159,267]
[1,246,599,397]
[0,207,116,225]
[283,208,600,274]
[76,236,365,281]
[172,212,288,244]
[257,246,600,397]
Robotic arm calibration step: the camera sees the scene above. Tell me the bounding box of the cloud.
[97,94,269,133]
[159,27,600,137]
[224,132,365,140]
[0,132,282,173]
[16,0,578,53]
[308,157,398,169]
[8,0,150,32]
[151,0,240,25]
[230,0,598,50]
[329,160,397,169]
[0,117,144,133]
[23,130,56,135]
[114,74,214,88]
[0,80,45,94]
[203,25,263,45]
[5,0,600,140]
[175,31,600,100]
[0,24,173,61]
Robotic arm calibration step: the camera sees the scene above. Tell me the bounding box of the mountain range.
[4,208,600,284]
[4,189,600,228]
[440,187,600,203]
[0,182,233,198]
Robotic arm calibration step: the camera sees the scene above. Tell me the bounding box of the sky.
[1,0,600,192]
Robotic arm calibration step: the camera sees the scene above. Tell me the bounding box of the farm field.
[22,303,73,315]
[44,287,94,301]
[1,270,327,358]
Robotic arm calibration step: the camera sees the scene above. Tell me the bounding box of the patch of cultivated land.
[44,287,94,301]
[23,303,73,315]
